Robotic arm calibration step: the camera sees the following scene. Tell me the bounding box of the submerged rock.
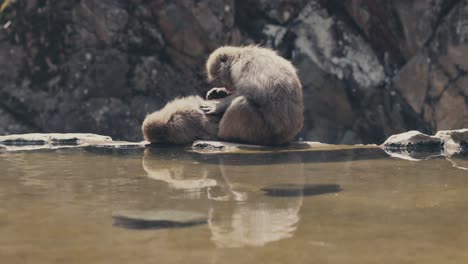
[112,210,207,230]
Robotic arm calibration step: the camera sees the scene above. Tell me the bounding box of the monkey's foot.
[206,87,229,100]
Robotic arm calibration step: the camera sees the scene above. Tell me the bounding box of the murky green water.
[1,146,468,264]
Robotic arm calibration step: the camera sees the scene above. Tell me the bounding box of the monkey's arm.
[234,81,271,106]
[201,95,236,115]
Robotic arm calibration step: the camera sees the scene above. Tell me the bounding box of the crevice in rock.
[424,0,462,47]
[436,62,467,100]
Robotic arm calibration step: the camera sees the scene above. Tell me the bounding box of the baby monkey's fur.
[142,96,220,145]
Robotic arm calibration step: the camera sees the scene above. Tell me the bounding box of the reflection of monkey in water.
[141,96,220,145]
[202,45,304,145]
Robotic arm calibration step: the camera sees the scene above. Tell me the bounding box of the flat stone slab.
[0,133,147,152]
[0,133,112,145]
[81,141,148,149]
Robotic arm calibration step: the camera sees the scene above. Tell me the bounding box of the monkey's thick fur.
[203,46,304,145]
[141,96,220,145]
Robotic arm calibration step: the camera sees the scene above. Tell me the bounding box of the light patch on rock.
[262,24,287,47]
[435,129,468,155]
[292,3,385,89]
[0,133,112,145]
[382,130,442,148]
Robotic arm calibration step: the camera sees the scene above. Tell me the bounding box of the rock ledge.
[382,129,468,157]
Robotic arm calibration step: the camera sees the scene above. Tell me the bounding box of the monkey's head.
[206,46,239,91]
[142,113,171,144]
[142,110,205,145]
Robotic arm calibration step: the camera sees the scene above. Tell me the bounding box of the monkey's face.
[206,46,238,89]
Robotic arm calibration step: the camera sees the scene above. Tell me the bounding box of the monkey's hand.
[206,87,230,100]
[200,98,220,115]
[200,103,219,115]
[201,95,234,115]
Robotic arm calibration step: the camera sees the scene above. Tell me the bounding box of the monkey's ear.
[219,54,228,63]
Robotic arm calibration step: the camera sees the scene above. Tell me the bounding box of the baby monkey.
[202,45,304,145]
[142,96,220,145]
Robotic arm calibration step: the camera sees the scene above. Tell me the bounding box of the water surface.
[1,146,467,263]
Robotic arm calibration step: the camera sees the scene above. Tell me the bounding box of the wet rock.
[435,129,468,154]
[192,140,265,153]
[0,133,112,145]
[383,129,468,160]
[191,140,327,154]
[112,210,207,230]
[262,184,342,197]
[0,133,147,153]
[82,141,147,149]
[382,131,443,152]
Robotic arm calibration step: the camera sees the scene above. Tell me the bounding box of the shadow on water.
[112,216,207,230]
[261,184,342,197]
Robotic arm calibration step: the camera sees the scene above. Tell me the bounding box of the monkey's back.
[222,46,304,145]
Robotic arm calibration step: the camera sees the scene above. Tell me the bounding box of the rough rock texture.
[435,129,468,153]
[0,0,466,144]
[382,130,443,151]
[382,129,468,154]
[0,133,146,152]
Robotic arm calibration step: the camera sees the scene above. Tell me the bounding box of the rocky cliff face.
[0,0,466,143]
